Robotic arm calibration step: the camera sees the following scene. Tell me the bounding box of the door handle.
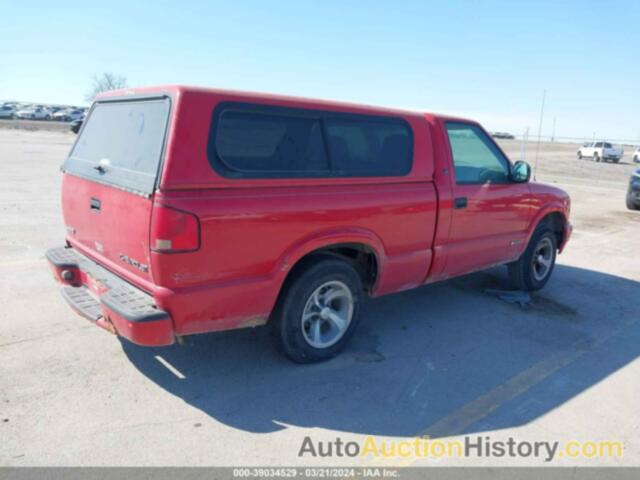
[454,197,468,209]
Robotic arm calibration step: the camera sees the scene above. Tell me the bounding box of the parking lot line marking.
[154,355,186,379]
[357,316,640,469]
[420,315,639,440]
[422,341,592,439]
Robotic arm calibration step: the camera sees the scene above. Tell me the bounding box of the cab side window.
[445,122,511,185]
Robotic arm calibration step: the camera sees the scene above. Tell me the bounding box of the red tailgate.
[62,174,155,284]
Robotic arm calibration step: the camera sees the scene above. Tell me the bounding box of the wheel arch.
[269,230,386,315]
[527,208,569,252]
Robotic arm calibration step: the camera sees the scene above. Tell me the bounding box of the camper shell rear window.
[64,97,170,195]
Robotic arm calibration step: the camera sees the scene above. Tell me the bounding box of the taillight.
[150,204,200,253]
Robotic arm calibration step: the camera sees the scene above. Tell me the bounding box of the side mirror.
[511,160,531,183]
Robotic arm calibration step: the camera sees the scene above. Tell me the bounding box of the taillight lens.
[150,204,200,253]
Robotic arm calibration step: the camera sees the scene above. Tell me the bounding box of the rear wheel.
[508,227,557,291]
[270,258,363,363]
[594,153,600,162]
[627,193,640,211]
[634,155,639,163]
[577,151,582,160]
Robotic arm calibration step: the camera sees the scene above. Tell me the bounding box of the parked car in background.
[632,147,640,163]
[14,106,51,120]
[627,169,640,210]
[70,118,83,134]
[58,109,85,122]
[492,131,515,140]
[0,105,15,119]
[577,141,624,163]
[52,110,70,121]
[46,85,572,363]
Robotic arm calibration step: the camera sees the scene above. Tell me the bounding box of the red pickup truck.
[47,86,571,363]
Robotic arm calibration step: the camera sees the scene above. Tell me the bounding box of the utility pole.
[533,90,546,181]
[551,116,557,143]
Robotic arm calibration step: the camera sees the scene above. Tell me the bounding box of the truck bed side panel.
[153,181,437,335]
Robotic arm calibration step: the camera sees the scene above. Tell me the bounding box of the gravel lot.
[1,124,639,466]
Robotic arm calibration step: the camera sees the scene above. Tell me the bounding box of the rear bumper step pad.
[61,286,102,322]
[101,285,169,323]
[47,246,174,346]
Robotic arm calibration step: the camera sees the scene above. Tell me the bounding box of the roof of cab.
[95,84,475,124]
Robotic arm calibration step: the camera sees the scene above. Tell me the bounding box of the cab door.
[441,122,531,278]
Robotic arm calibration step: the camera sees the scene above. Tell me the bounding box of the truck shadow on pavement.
[121,264,640,438]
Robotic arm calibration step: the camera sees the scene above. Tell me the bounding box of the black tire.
[270,257,363,363]
[633,155,638,163]
[627,194,639,211]
[612,158,620,163]
[594,153,600,162]
[508,227,558,291]
[577,151,582,160]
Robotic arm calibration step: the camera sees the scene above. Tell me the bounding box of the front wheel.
[628,194,640,211]
[508,228,557,291]
[594,153,601,162]
[270,258,363,363]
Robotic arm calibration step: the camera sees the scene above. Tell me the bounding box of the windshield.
[65,98,170,194]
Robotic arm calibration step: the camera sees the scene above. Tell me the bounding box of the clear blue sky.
[2,1,639,140]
